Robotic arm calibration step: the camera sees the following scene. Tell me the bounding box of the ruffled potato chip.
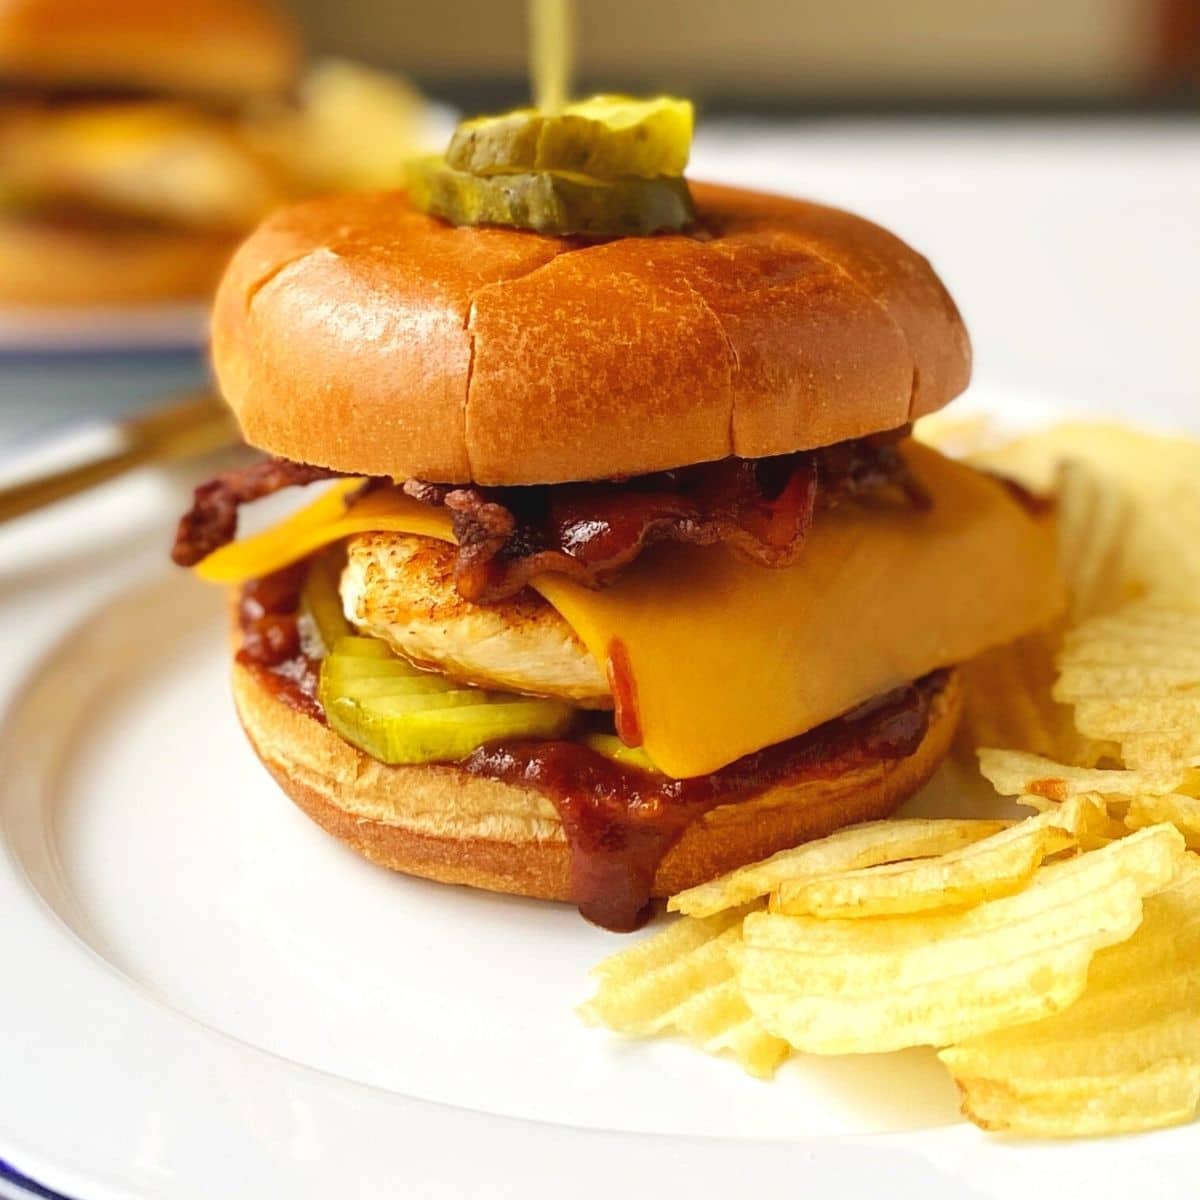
[956,632,1104,766]
[1054,456,1137,624]
[770,800,1097,919]
[1056,602,1200,769]
[978,748,1187,801]
[580,905,789,1079]
[668,818,1010,918]
[940,857,1200,1137]
[738,825,1185,1055]
[1126,793,1200,850]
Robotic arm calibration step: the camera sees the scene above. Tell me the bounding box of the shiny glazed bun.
[232,658,962,904]
[211,182,971,485]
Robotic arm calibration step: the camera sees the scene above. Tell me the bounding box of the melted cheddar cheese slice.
[196,442,1063,778]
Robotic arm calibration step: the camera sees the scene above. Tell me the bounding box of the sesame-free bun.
[0,212,237,304]
[212,182,971,485]
[0,0,298,100]
[232,658,961,905]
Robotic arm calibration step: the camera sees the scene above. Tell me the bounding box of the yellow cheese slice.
[194,480,451,583]
[539,443,1062,776]
[194,442,1063,777]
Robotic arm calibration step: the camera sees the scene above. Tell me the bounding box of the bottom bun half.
[0,214,238,305]
[233,661,962,904]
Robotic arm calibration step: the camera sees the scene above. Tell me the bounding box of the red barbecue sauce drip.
[236,562,324,722]
[463,673,946,932]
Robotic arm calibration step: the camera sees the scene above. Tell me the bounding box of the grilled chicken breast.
[341,531,612,707]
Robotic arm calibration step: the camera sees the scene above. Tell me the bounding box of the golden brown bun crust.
[212,183,970,485]
[0,0,298,99]
[0,213,237,304]
[231,660,961,904]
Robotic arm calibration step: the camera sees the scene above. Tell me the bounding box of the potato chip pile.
[581,422,1200,1140]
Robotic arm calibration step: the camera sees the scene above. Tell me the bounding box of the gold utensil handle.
[0,391,239,525]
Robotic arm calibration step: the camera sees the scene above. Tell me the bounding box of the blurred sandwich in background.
[0,0,432,306]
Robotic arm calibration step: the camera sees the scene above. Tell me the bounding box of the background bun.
[0,0,298,99]
[213,182,971,485]
[232,660,961,904]
[0,214,236,304]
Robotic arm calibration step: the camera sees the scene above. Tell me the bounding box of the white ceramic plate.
[0,391,1196,1200]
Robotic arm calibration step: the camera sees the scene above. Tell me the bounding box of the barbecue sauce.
[464,673,946,931]
[236,562,323,721]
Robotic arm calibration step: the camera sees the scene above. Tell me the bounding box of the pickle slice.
[331,636,397,659]
[320,655,419,677]
[332,698,574,765]
[407,156,694,237]
[319,639,575,764]
[320,657,447,683]
[323,674,461,700]
[325,693,574,765]
[319,644,459,698]
[582,732,661,773]
[446,95,693,180]
[300,551,351,658]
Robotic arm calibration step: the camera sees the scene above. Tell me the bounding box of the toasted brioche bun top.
[0,0,298,99]
[212,182,971,486]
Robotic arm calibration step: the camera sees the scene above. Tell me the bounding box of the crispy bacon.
[405,427,927,604]
[171,429,928,601]
[171,457,344,567]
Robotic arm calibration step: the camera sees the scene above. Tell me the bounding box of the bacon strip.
[171,429,927,601]
[405,428,927,603]
[171,457,344,567]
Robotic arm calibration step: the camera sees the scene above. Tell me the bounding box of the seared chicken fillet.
[340,531,612,707]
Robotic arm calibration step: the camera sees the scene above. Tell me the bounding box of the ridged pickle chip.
[737,824,1185,1055]
[407,155,695,237]
[940,857,1200,1137]
[668,817,1011,919]
[318,640,574,764]
[299,549,351,657]
[447,95,693,179]
[580,905,790,1079]
[769,800,1099,919]
[582,733,661,773]
[1055,601,1200,768]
